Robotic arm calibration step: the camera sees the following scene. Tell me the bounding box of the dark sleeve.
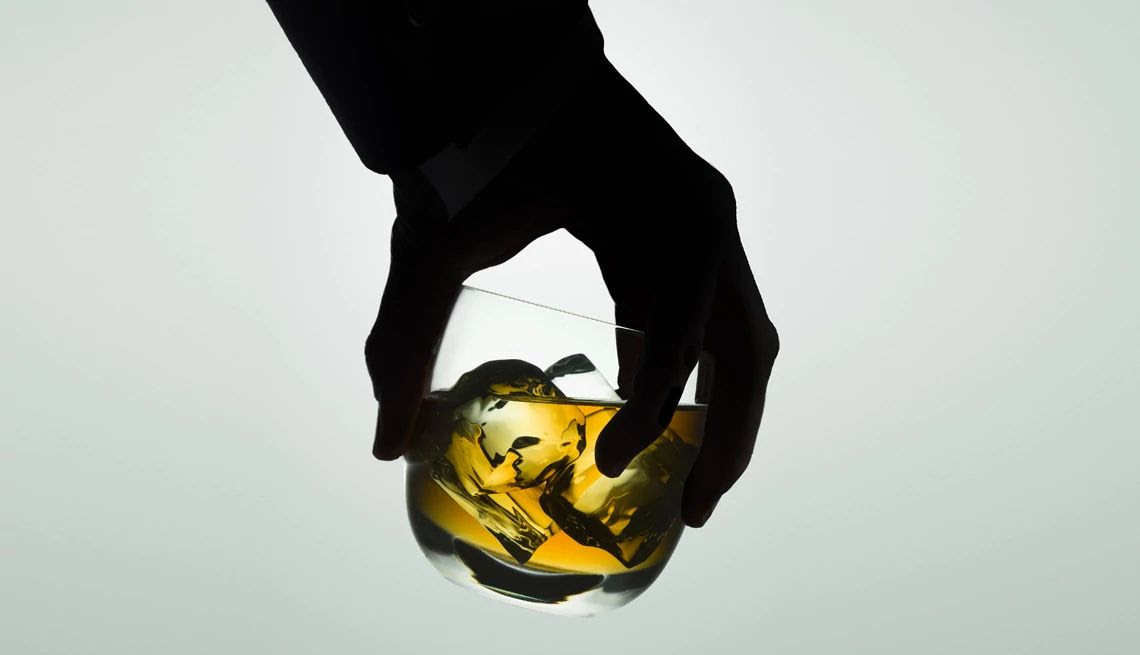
[265,1,590,175]
[265,1,446,173]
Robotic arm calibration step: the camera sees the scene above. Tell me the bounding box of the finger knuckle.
[364,332,380,364]
[669,160,735,242]
[363,330,391,386]
[754,320,780,366]
[721,319,779,382]
[697,163,736,236]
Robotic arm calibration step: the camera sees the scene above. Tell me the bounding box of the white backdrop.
[2,1,1138,653]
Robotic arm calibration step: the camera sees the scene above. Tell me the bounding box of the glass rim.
[456,285,711,408]
[459,284,643,334]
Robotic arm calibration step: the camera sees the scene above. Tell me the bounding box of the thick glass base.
[407,499,678,617]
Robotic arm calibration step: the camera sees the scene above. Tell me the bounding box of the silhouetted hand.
[366,59,778,528]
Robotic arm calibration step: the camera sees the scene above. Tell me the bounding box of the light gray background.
[2,1,1137,653]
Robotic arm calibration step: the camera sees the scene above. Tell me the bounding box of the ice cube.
[545,354,622,403]
[431,424,555,564]
[427,360,587,563]
[540,408,699,568]
[455,394,586,492]
[448,359,563,403]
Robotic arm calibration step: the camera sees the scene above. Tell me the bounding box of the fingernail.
[374,444,402,461]
[694,498,720,527]
[372,408,400,461]
[598,458,626,478]
[373,436,401,460]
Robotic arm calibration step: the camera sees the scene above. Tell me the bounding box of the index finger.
[593,164,735,477]
[369,165,566,460]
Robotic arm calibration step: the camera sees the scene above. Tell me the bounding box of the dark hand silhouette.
[365,58,778,528]
[266,1,778,527]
